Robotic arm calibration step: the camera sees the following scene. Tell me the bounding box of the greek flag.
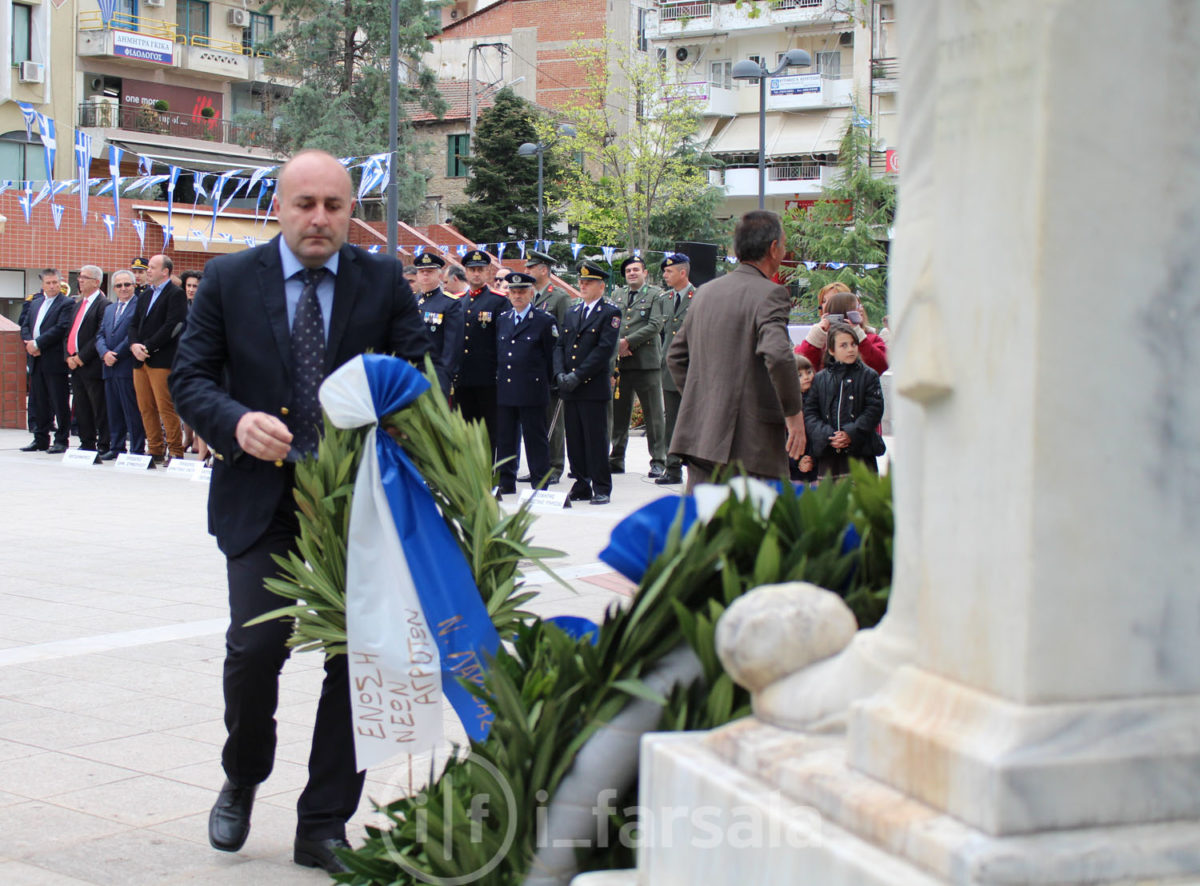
[16,102,37,141]
[36,115,55,189]
[51,203,64,231]
[571,242,583,259]
[97,0,118,25]
[102,214,116,239]
[320,355,499,767]
[108,146,122,224]
[75,131,92,224]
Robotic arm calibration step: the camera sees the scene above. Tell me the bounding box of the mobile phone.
[846,310,862,324]
[826,313,844,323]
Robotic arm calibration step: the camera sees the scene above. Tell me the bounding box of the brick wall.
[0,322,26,430]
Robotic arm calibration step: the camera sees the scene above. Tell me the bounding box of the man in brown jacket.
[666,211,806,490]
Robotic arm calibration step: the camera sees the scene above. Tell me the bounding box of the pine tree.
[783,111,896,321]
[449,89,563,244]
[234,0,445,220]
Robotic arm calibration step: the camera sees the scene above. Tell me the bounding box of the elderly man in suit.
[667,211,805,491]
[65,265,112,455]
[19,268,75,453]
[96,269,144,459]
[130,253,187,463]
[170,149,435,874]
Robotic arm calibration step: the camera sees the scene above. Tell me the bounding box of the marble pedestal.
[632,722,1200,886]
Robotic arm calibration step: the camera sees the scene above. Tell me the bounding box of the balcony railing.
[78,11,271,57]
[871,57,899,80]
[771,0,823,8]
[659,1,712,22]
[77,101,272,148]
[768,162,821,182]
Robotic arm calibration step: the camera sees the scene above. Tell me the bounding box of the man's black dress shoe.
[568,485,592,501]
[99,450,121,461]
[590,494,611,505]
[150,454,166,465]
[19,441,47,452]
[609,464,625,474]
[648,465,666,479]
[496,484,517,496]
[46,443,68,454]
[294,836,351,873]
[547,472,561,484]
[655,472,682,485]
[208,780,256,852]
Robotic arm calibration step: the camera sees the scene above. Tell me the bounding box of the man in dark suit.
[19,268,74,453]
[494,271,558,494]
[667,211,805,491]
[170,149,435,874]
[554,261,622,505]
[130,253,187,462]
[411,251,463,394]
[454,249,508,456]
[65,265,112,454]
[96,270,144,458]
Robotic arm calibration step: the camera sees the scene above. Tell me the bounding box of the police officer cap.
[413,252,446,269]
[462,249,492,267]
[505,271,536,288]
[578,261,609,282]
[619,255,646,273]
[660,252,690,269]
[524,250,556,268]
[130,257,149,270]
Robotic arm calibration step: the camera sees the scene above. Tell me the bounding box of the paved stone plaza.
[0,427,666,884]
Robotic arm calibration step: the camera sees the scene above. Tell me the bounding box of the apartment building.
[643,0,897,217]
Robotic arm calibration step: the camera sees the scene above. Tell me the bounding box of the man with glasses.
[96,270,145,459]
[65,265,112,455]
[19,268,74,453]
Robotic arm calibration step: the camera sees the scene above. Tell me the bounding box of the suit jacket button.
[280,406,289,415]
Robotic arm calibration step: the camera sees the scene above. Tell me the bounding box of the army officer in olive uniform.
[656,253,696,486]
[526,249,573,483]
[609,254,667,477]
[412,252,464,395]
[555,262,621,505]
[455,249,508,455]
[495,272,558,494]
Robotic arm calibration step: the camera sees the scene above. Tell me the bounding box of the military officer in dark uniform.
[130,256,152,299]
[456,249,509,455]
[412,251,464,396]
[495,272,558,494]
[525,250,573,483]
[555,262,621,505]
[656,253,696,485]
[609,255,667,477]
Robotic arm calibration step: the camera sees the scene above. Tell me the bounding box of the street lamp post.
[731,49,813,210]
[518,124,576,243]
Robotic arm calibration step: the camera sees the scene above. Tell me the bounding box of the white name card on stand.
[191,465,212,483]
[518,489,572,509]
[165,459,205,480]
[61,449,101,468]
[115,453,155,472]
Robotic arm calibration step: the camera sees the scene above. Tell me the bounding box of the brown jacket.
[666,264,802,478]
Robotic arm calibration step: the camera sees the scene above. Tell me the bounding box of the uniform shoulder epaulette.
[445,292,463,300]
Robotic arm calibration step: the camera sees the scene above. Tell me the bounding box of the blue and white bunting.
[571,242,583,259]
[412,245,424,258]
[108,146,122,224]
[367,244,381,254]
[476,242,487,252]
[139,155,153,175]
[102,214,116,239]
[18,183,32,223]
[496,242,507,260]
[455,244,468,257]
[97,0,118,25]
[804,261,817,270]
[601,246,615,263]
[517,240,527,258]
[30,182,51,209]
[132,218,147,251]
[16,102,37,142]
[319,355,499,765]
[36,115,56,193]
[161,224,173,253]
[827,262,846,270]
[726,255,738,264]
[51,203,64,231]
[438,244,449,254]
[74,131,91,224]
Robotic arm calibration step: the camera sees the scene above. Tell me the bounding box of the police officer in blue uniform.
[412,252,464,396]
[554,261,622,505]
[455,249,509,455]
[495,272,558,494]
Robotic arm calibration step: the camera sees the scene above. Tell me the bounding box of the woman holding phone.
[797,290,889,374]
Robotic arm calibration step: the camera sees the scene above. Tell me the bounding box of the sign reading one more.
[769,73,821,96]
[122,79,224,122]
[111,29,174,65]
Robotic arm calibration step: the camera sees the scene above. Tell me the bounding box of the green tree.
[236,0,446,219]
[448,88,564,244]
[648,182,731,256]
[557,37,712,254]
[783,110,896,320]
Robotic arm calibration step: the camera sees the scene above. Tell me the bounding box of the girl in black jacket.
[803,323,886,478]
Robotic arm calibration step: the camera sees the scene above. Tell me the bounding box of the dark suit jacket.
[96,296,139,379]
[666,264,802,478]
[554,299,621,401]
[169,236,436,558]
[130,281,187,369]
[20,294,74,375]
[496,307,557,408]
[68,293,113,379]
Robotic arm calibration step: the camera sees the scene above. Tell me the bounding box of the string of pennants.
[11,102,886,274]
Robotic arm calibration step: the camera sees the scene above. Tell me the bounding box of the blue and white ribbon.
[51,203,64,231]
[319,355,499,767]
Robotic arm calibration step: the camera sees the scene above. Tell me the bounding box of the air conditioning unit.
[227,7,250,27]
[839,31,853,46]
[86,95,119,127]
[144,0,164,7]
[675,44,702,63]
[18,61,43,84]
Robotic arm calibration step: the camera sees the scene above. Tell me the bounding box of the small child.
[789,354,817,483]
[803,323,886,479]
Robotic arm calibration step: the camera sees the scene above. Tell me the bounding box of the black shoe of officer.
[655,471,683,485]
[208,779,257,852]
